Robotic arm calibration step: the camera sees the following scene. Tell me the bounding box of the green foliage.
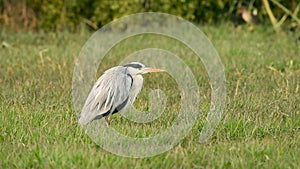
[0,0,299,31]
[92,0,144,27]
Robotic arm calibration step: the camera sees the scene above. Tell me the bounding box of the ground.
[0,24,299,168]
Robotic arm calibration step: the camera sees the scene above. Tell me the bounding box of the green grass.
[0,24,299,168]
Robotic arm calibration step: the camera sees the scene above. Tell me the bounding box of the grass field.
[0,24,299,168]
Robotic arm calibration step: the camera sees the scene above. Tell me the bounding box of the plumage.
[78,62,163,126]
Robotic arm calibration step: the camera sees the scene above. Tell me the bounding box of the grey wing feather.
[78,66,132,125]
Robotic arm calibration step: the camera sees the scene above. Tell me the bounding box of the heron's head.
[123,62,165,75]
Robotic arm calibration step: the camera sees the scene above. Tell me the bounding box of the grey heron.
[78,62,164,126]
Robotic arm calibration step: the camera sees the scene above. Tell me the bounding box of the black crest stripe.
[123,63,143,69]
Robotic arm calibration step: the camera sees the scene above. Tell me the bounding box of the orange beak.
[141,67,165,74]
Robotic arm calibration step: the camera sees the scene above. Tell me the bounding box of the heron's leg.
[105,116,110,126]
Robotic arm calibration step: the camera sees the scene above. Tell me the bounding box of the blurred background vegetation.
[0,0,299,32]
